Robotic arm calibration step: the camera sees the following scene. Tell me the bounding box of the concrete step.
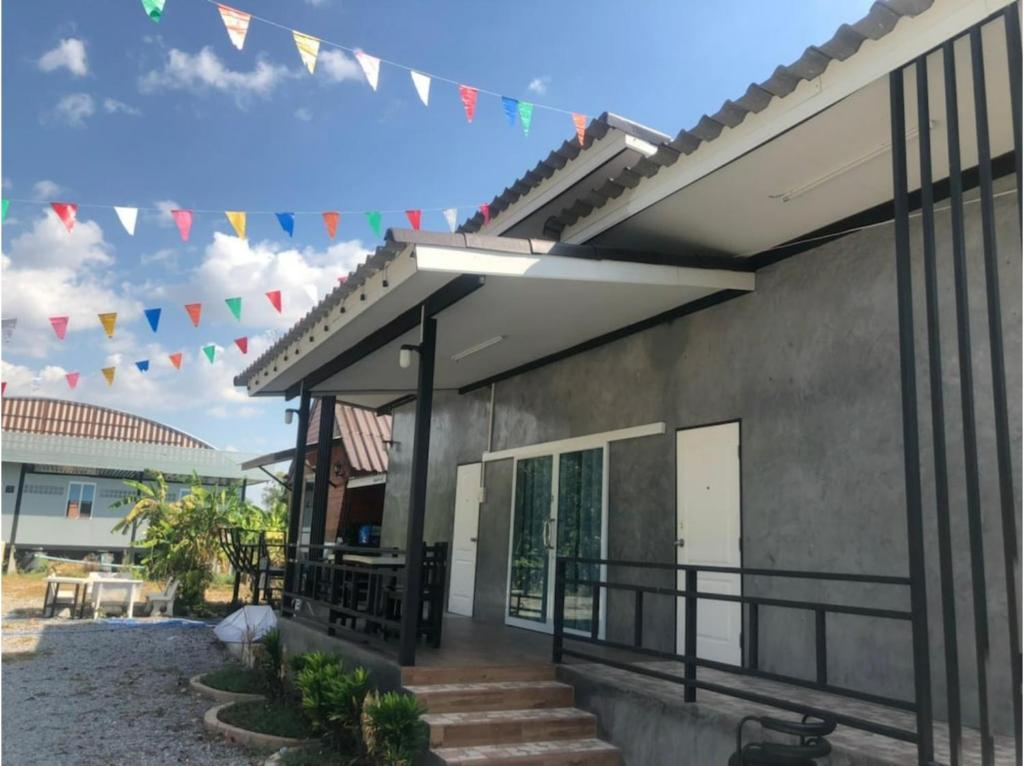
[407,680,574,714]
[402,664,556,686]
[423,707,596,748]
[432,737,621,765]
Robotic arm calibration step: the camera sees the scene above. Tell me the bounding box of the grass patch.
[200,665,267,694]
[218,700,315,739]
[279,745,354,765]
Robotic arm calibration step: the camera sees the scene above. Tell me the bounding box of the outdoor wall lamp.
[398,343,420,369]
[284,407,300,425]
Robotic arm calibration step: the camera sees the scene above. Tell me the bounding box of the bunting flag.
[169,352,183,369]
[266,290,282,313]
[518,101,534,136]
[49,316,69,341]
[2,199,9,221]
[410,71,430,106]
[442,208,458,233]
[322,211,340,239]
[293,31,320,74]
[98,312,118,338]
[459,85,478,123]
[101,367,116,386]
[225,296,243,320]
[202,344,217,363]
[276,212,295,237]
[235,336,249,354]
[2,318,16,341]
[479,203,491,225]
[218,4,252,50]
[365,211,382,238]
[338,275,349,284]
[185,303,203,327]
[355,50,381,90]
[405,210,421,231]
[140,0,165,22]
[135,360,150,373]
[1,382,5,397]
[572,113,587,146]
[65,372,79,390]
[144,307,162,332]
[114,206,138,235]
[225,210,247,239]
[171,209,193,241]
[51,202,77,233]
[501,97,518,127]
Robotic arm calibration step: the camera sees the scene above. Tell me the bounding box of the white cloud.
[294,107,313,122]
[38,38,88,77]
[103,97,141,116]
[53,93,95,127]
[32,180,65,201]
[139,47,291,103]
[318,50,361,83]
[527,76,551,96]
[140,247,179,270]
[148,199,182,228]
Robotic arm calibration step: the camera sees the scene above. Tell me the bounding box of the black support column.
[283,389,311,614]
[399,313,437,667]
[309,396,337,551]
[5,464,29,574]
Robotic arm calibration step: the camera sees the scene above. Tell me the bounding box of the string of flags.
[135,0,589,146]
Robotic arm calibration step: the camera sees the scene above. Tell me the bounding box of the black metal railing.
[552,557,922,746]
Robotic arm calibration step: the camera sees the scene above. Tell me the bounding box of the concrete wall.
[379,186,1021,733]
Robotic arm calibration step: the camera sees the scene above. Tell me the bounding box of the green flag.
[225,297,242,321]
[140,0,165,21]
[202,344,216,364]
[1,199,8,222]
[366,210,382,238]
[518,101,534,137]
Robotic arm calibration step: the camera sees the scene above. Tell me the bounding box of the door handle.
[469,537,477,543]
[675,538,686,548]
[543,518,554,550]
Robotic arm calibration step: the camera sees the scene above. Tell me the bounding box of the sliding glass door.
[508,456,553,624]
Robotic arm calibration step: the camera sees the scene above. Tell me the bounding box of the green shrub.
[326,666,371,746]
[294,653,347,733]
[258,628,284,698]
[362,691,428,766]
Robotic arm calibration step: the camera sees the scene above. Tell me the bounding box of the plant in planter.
[293,652,374,757]
[294,652,345,731]
[361,691,428,766]
[256,627,285,698]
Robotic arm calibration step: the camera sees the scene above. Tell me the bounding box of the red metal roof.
[307,400,391,474]
[1,397,213,448]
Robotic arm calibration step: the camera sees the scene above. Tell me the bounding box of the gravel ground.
[2,590,269,766]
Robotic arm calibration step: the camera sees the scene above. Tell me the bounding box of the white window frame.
[65,481,97,519]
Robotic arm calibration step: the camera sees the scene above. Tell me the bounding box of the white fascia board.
[483,422,666,462]
[562,0,1013,245]
[347,472,387,488]
[414,245,755,292]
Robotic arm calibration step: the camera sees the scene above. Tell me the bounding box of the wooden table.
[89,577,144,619]
[42,576,88,618]
[342,554,405,567]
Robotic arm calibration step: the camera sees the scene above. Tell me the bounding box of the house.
[1,397,261,567]
[234,1,1021,763]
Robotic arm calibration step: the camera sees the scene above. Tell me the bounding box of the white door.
[448,463,482,616]
[676,422,742,665]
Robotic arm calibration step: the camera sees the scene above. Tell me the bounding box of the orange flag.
[98,312,118,338]
[101,367,116,386]
[572,113,587,146]
[185,303,202,327]
[169,352,183,369]
[322,211,340,239]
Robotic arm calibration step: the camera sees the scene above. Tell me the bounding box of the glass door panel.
[508,456,553,623]
[556,448,604,633]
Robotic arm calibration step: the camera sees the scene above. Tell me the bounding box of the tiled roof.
[308,399,391,474]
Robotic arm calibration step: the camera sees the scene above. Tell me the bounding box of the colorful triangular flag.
[1,382,5,396]
[144,307,161,332]
[518,101,534,136]
[140,0,165,22]
[355,50,380,90]
[405,210,421,231]
[572,113,587,146]
[185,303,202,327]
[217,4,251,50]
[442,208,458,233]
[135,360,150,373]
[366,211,382,238]
[459,85,478,122]
[479,204,491,226]
[225,297,242,321]
[202,344,216,364]
[171,209,193,241]
[2,318,16,341]
[266,290,282,313]
[49,316,69,340]
[235,337,248,354]
[169,352,183,369]
[410,71,430,106]
[322,211,340,239]
[2,199,9,221]
[276,212,295,237]
[65,372,79,390]
[501,96,518,127]
[225,210,246,239]
[338,275,349,284]
[293,31,320,74]
[101,367,116,386]
[98,312,118,338]
[51,202,77,233]
[113,206,138,235]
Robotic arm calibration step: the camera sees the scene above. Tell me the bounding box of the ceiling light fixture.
[451,335,505,362]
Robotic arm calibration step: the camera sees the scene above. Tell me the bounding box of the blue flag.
[501,96,518,127]
[276,212,295,238]
[144,307,161,333]
[135,360,150,373]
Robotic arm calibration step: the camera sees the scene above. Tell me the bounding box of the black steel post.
[889,68,934,766]
[815,608,828,686]
[917,54,963,766]
[553,557,566,663]
[399,314,437,667]
[591,583,601,640]
[684,569,698,703]
[634,591,644,648]
[1004,5,1022,230]
[309,396,336,550]
[5,464,28,574]
[971,29,1021,764]
[749,604,759,670]
[283,389,311,614]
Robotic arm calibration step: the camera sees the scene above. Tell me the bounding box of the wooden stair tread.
[424,707,596,748]
[409,680,574,713]
[408,680,569,694]
[423,708,594,725]
[433,737,620,765]
[403,664,555,686]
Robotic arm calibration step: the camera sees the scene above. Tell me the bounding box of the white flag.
[410,70,430,106]
[293,31,320,74]
[442,208,458,233]
[355,50,380,91]
[114,206,138,236]
[218,4,252,51]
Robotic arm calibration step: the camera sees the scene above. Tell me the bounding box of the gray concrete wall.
[378,186,1021,733]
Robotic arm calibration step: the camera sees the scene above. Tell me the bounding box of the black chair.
[728,715,836,765]
[384,542,449,647]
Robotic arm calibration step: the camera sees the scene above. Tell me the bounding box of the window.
[176,488,192,501]
[65,482,96,519]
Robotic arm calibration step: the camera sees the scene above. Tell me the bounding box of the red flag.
[168,352,183,369]
[479,203,491,225]
[338,275,349,284]
[185,303,202,327]
[171,209,193,241]
[459,85,478,122]
[235,337,248,354]
[49,316,69,340]
[322,211,340,239]
[266,290,282,313]
[51,202,78,233]
[66,372,79,390]
[405,210,422,230]
[1,382,6,396]
[572,113,587,146]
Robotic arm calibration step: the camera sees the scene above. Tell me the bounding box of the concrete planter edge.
[203,702,320,750]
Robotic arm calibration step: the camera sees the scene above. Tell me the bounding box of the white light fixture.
[451,335,505,362]
[399,344,419,369]
[284,408,299,425]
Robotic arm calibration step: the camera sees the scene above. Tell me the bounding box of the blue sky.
[1,0,873,455]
